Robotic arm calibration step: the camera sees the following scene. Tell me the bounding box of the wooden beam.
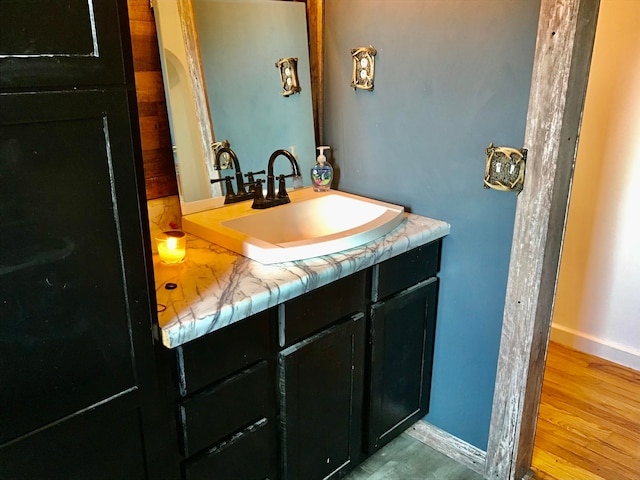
[485,0,600,478]
[306,0,324,144]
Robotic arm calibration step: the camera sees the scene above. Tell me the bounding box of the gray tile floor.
[345,434,483,480]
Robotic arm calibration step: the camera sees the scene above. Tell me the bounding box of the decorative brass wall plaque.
[484,143,527,193]
[351,46,377,91]
[276,57,301,97]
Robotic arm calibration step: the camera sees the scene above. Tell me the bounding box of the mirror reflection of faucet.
[154,0,316,208]
[210,147,255,205]
[252,149,302,209]
[244,170,266,194]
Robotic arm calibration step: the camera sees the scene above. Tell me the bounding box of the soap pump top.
[310,146,332,192]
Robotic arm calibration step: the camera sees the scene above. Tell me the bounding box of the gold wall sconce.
[351,46,377,91]
[276,57,301,97]
[484,143,527,193]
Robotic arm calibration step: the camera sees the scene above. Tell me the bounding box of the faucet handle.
[251,179,268,209]
[211,176,237,204]
[277,174,289,199]
[211,176,235,194]
[245,170,266,191]
[245,169,266,180]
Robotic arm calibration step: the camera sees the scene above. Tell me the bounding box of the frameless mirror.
[153,0,316,213]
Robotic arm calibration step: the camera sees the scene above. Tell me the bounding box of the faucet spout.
[268,149,300,177]
[252,149,301,209]
[266,149,300,199]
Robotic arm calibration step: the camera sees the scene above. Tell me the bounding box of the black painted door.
[0,88,158,479]
[367,278,439,453]
[0,1,166,477]
[279,313,365,480]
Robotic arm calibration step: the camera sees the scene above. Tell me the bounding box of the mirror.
[153,0,317,213]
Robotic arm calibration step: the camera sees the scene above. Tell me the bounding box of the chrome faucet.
[252,149,301,209]
[210,147,254,204]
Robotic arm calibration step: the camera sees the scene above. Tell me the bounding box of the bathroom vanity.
[154,213,449,479]
[149,3,451,474]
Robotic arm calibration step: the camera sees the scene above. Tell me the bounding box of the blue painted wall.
[324,0,540,450]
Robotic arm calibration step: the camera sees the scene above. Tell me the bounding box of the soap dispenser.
[310,146,332,192]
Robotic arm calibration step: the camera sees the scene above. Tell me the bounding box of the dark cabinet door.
[279,313,365,480]
[0,0,129,89]
[0,89,160,476]
[367,278,439,453]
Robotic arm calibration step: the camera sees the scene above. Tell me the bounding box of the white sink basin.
[182,188,405,264]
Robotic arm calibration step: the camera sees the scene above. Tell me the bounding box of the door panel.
[368,278,439,452]
[0,90,150,443]
[0,0,128,89]
[279,313,365,480]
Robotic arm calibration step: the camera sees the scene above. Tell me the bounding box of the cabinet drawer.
[177,309,273,396]
[373,239,441,301]
[282,270,368,347]
[179,361,273,457]
[183,418,276,480]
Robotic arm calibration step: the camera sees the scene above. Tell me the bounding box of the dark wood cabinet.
[279,313,366,480]
[367,278,439,453]
[170,310,278,480]
[366,241,441,453]
[0,1,170,477]
[278,271,368,479]
[160,242,442,479]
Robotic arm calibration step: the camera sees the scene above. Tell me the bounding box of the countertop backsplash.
[147,195,182,253]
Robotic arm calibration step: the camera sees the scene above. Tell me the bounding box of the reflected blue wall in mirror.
[193,0,316,185]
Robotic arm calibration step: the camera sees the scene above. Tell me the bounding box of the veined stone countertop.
[154,213,450,349]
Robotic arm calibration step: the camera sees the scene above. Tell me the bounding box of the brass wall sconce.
[484,143,527,193]
[351,46,377,91]
[276,57,301,97]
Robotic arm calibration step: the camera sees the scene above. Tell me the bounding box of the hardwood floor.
[531,341,640,480]
[341,342,638,480]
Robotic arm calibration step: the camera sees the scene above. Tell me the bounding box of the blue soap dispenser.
[310,146,332,192]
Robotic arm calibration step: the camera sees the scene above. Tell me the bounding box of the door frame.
[484,0,600,478]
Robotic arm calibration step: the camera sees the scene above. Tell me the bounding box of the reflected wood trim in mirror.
[307,0,324,144]
[128,0,177,200]
[176,0,217,183]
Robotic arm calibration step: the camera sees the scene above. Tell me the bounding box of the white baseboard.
[550,323,640,371]
[405,420,486,476]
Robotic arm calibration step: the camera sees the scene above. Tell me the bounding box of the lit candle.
[156,230,186,264]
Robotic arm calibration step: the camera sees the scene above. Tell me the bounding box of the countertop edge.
[155,213,450,348]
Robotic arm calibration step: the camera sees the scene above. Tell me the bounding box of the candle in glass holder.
[156,230,186,264]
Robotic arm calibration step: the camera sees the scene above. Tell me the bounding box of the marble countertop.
[154,213,450,349]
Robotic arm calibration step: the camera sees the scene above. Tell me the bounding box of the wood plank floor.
[531,341,640,480]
